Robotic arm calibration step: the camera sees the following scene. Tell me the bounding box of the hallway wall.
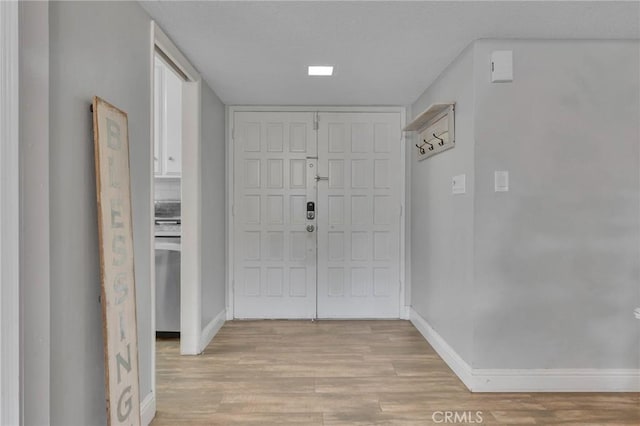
[472,39,640,369]
[41,1,228,424]
[49,2,153,423]
[200,83,227,327]
[410,39,640,372]
[410,44,476,363]
[19,2,50,425]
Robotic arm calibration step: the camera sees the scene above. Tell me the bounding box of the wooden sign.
[92,97,141,426]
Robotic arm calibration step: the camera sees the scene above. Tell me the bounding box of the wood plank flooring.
[152,320,639,425]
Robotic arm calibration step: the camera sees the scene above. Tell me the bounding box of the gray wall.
[49,2,153,424]
[410,44,476,363]
[472,39,640,369]
[410,39,640,370]
[200,82,227,327]
[20,2,50,424]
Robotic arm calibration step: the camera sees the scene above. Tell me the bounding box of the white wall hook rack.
[404,103,455,161]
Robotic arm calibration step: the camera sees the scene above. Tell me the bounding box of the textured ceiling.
[140,1,640,106]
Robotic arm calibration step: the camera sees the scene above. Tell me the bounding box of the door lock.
[306,224,315,232]
[306,201,315,220]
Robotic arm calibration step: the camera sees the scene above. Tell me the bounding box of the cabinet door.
[153,61,163,175]
[163,68,182,176]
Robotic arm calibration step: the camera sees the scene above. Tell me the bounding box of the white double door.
[233,111,402,319]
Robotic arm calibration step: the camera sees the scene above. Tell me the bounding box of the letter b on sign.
[106,118,121,150]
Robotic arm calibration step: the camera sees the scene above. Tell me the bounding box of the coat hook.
[433,133,445,146]
[415,144,426,155]
[424,139,434,151]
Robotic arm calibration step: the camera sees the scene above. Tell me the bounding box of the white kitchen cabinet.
[154,62,163,175]
[154,56,182,177]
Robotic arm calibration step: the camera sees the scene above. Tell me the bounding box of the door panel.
[316,113,402,318]
[233,112,317,318]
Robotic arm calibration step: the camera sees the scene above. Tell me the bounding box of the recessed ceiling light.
[308,65,334,76]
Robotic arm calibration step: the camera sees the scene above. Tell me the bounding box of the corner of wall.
[199,308,227,353]
[408,39,478,365]
[409,308,474,390]
[469,39,480,372]
[411,306,640,392]
[404,104,412,314]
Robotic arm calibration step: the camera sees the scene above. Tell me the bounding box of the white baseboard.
[400,306,411,320]
[140,392,156,426]
[409,308,475,390]
[226,307,233,320]
[199,308,226,353]
[180,332,200,355]
[410,308,640,392]
[472,368,640,392]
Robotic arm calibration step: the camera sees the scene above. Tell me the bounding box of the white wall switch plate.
[491,50,513,83]
[495,171,509,192]
[452,174,466,194]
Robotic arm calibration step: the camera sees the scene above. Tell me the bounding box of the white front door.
[316,113,402,318]
[232,110,403,319]
[233,112,317,318]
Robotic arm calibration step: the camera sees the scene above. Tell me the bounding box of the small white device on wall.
[494,170,509,192]
[404,103,455,161]
[491,50,513,83]
[452,174,466,195]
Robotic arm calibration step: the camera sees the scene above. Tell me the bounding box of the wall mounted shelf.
[404,102,455,161]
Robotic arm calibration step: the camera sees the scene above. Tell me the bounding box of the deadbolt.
[306,201,315,220]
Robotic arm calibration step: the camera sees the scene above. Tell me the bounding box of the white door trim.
[151,22,202,355]
[0,1,20,424]
[179,77,202,354]
[226,106,407,319]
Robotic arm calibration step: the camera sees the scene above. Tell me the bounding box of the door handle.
[315,175,328,181]
[306,224,315,232]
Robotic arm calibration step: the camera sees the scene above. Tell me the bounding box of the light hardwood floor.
[152,320,639,425]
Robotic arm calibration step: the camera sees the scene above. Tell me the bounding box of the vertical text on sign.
[106,116,134,423]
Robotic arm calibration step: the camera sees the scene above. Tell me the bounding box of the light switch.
[452,174,466,195]
[491,51,513,83]
[495,171,509,192]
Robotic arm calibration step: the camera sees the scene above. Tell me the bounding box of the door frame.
[148,22,202,418]
[226,106,407,320]
[0,0,20,424]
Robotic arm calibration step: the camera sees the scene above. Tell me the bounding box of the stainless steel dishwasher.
[154,201,181,334]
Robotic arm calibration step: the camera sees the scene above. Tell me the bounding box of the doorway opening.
[153,52,183,338]
[149,22,204,419]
